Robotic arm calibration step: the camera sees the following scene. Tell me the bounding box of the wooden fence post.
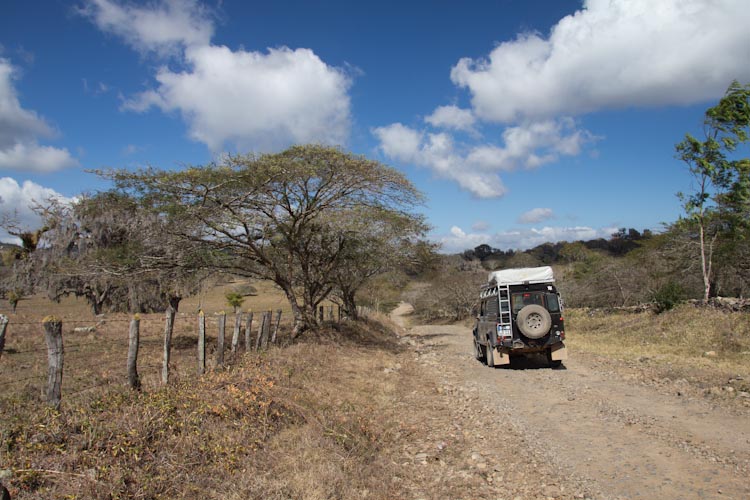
[162,306,175,385]
[244,310,254,351]
[261,310,272,349]
[255,311,267,351]
[231,309,242,354]
[271,309,282,344]
[216,312,226,367]
[0,314,8,360]
[42,316,63,410]
[198,310,206,375]
[127,315,141,390]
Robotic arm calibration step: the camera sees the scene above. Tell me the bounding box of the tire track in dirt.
[392,304,750,500]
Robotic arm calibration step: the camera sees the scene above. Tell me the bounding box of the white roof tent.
[487,266,554,286]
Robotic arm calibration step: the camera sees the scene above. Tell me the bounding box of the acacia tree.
[19,192,205,314]
[675,80,750,301]
[329,207,430,319]
[108,145,424,336]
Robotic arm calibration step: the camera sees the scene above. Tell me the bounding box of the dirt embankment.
[391,302,750,500]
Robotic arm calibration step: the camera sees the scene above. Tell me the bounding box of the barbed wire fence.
[0,304,344,408]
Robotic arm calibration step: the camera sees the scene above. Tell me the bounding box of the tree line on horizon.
[462,227,654,265]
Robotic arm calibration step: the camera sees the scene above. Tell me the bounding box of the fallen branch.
[14,468,91,480]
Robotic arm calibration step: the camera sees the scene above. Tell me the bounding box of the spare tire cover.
[516,304,552,339]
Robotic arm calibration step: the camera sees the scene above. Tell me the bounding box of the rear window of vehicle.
[511,292,560,314]
[545,293,560,313]
[512,292,542,314]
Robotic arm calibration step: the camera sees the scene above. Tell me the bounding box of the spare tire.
[516,304,552,339]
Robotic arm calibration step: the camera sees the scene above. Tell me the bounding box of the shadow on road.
[492,354,567,371]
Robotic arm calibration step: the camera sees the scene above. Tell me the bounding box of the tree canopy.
[10,192,207,314]
[106,145,428,335]
[675,80,750,300]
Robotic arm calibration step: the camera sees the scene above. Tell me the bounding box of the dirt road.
[390,303,750,500]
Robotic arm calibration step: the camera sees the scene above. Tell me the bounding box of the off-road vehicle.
[472,266,567,368]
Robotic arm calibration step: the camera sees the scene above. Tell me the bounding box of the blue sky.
[1,0,749,252]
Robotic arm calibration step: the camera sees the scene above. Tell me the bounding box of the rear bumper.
[550,341,567,361]
[497,341,567,358]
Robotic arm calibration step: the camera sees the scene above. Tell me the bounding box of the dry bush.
[1,362,296,499]
[239,337,403,500]
[412,258,484,322]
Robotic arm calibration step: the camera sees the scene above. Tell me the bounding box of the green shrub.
[225,292,245,311]
[652,282,684,313]
[7,289,22,313]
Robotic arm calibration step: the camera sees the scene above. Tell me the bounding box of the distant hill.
[459,227,654,269]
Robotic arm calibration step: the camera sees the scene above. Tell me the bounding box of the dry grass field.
[0,279,339,400]
[0,280,402,500]
[2,282,254,400]
[2,285,749,499]
[565,304,750,392]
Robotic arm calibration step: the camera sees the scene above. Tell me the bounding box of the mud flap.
[550,342,567,361]
[492,347,510,366]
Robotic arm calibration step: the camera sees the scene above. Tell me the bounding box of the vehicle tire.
[546,348,563,368]
[486,344,495,367]
[473,338,485,362]
[516,304,552,339]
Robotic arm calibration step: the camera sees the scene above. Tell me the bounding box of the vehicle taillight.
[560,331,565,340]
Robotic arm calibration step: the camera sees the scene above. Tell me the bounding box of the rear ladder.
[497,285,512,341]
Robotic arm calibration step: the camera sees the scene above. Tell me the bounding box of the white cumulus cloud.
[0,62,53,147]
[376,0,744,198]
[468,118,595,171]
[0,177,74,243]
[0,142,80,173]
[519,208,555,224]
[374,122,423,160]
[0,59,78,172]
[425,105,476,132]
[373,119,593,198]
[451,0,750,123]
[82,0,352,152]
[373,123,507,198]
[78,0,214,56]
[124,45,351,152]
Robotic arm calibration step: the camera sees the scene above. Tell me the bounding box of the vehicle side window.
[486,297,499,316]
